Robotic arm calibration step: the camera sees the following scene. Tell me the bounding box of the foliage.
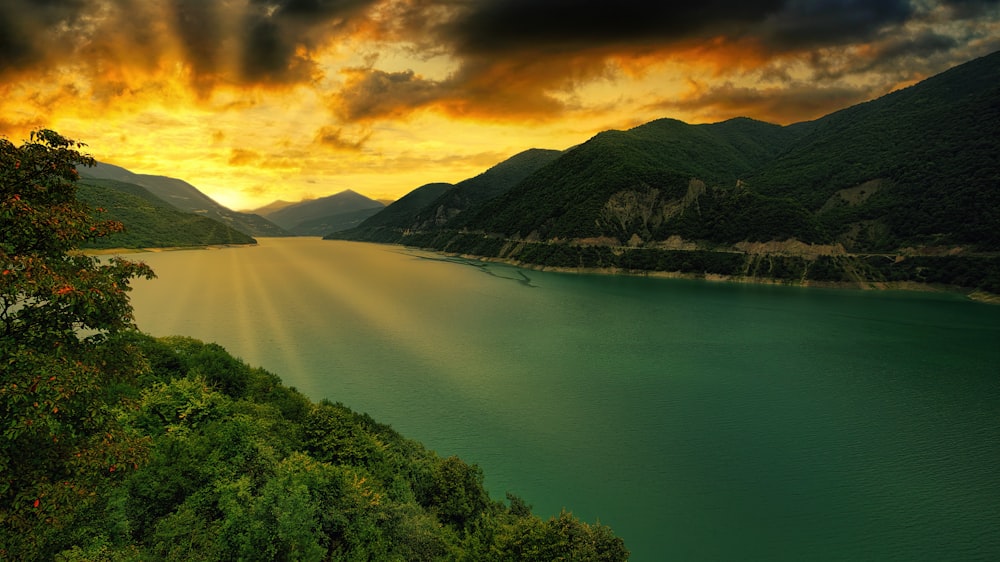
[6,333,629,561]
[1,130,628,559]
[1,130,155,558]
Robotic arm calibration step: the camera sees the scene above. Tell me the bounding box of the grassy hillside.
[80,163,289,237]
[77,179,257,249]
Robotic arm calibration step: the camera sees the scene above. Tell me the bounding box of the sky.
[2,0,998,210]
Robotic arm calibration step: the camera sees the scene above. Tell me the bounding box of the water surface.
[126,238,1000,561]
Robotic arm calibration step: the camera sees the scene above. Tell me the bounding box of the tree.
[1,130,155,558]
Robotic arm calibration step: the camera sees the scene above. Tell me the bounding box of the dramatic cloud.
[333,68,446,121]
[651,81,874,124]
[314,126,371,151]
[1,0,997,208]
[439,0,787,54]
[758,0,915,50]
[939,0,1000,17]
[0,0,381,88]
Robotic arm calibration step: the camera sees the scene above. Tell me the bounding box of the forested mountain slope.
[355,182,454,231]
[330,50,1000,295]
[339,148,562,238]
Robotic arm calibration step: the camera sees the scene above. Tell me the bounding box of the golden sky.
[2,0,998,210]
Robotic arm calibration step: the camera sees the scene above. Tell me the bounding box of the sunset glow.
[2,0,998,210]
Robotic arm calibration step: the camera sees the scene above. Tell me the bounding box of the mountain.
[77,178,257,248]
[249,199,298,215]
[261,189,385,235]
[336,148,562,239]
[349,182,454,234]
[410,148,564,229]
[330,50,1000,294]
[289,206,388,236]
[79,162,288,237]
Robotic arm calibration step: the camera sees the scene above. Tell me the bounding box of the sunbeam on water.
[125,238,1000,561]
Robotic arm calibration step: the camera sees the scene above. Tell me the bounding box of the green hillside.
[77,178,257,249]
[4,334,627,560]
[80,162,289,237]
[330,50,1000,295]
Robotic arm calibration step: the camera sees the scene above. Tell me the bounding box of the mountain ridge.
[330,50,1000,294]
[260,189,385,235]
[77,177,258,249]
[79,162,288,237]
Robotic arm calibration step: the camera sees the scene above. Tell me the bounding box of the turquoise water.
[126,238,1000,561]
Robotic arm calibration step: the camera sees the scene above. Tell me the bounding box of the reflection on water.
[127,238,1000,561]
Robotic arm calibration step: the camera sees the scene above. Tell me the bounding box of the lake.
[125,237,1000,561]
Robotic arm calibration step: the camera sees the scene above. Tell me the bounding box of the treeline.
[4,333,629,561]
[354,230,1000,294]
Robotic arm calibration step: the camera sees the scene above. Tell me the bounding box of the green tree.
[1,130,154,558]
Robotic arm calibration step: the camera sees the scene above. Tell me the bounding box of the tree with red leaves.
[1,130,155,556]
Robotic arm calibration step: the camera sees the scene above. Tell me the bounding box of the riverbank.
[78,242,258,256]
[443,250,1000,304]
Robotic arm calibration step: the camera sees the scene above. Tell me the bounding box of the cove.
[125,237,1000,561]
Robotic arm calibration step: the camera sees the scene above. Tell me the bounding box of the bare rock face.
[819,179,886,213]
[599,186,661,234]
[597,178,712,241]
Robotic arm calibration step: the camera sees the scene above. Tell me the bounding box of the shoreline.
[82,238,1000,304]
[443,251,1000,304]
[79,242,257,256]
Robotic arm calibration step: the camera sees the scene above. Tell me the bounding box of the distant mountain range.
[331,50,1000,294]
[76,160,392,246]
[252,190,386,236]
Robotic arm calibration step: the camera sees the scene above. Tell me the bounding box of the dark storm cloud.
[939,0,1000,17]
[239,0,381,84]
[3,0,999,129]
[759,0,915,50]
[0,0,88,73]
[0,0,382,86]
[650,81,874,124]
[271,0,377,19]
[439,0,920,55]
[314,126,371,151]
[442,0,788,54]
[334,68,446,121]
[872,31,959,61]
[170,0,224,80]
